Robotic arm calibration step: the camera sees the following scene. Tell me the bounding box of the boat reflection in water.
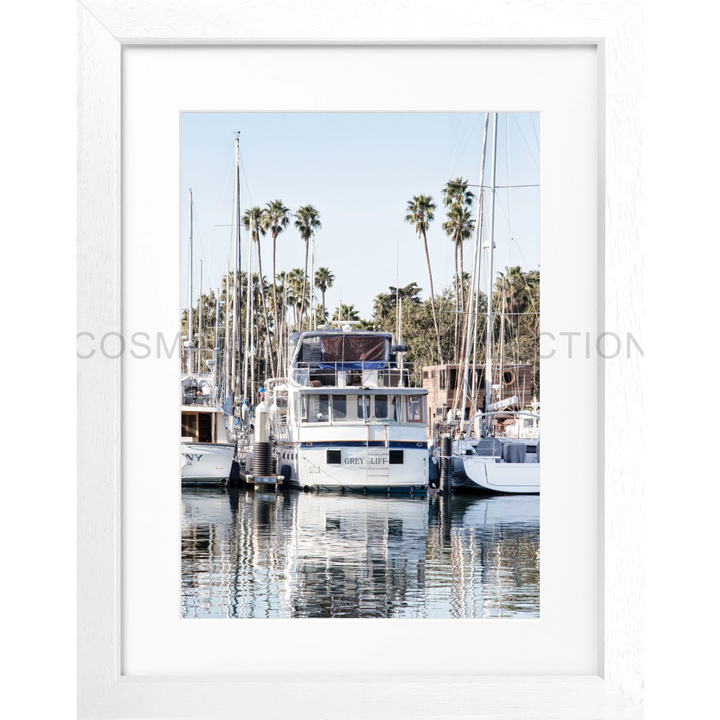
[181,488,539,619]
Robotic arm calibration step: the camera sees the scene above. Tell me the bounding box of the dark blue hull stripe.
[299,441,428,449]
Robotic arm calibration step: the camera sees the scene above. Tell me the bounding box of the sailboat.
[450,113,540,494]
[181,189,235,484]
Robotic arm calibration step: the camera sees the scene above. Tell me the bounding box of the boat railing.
[270,418,290,444]
[266,377,289,391]
[182,391,215,407]
[288,361,423,388]
[234,426,253,468]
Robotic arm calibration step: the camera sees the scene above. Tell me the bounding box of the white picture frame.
[77,1,643,717]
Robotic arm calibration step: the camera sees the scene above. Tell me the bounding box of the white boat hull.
[181,443,235,484]
[277,443,428,491]
[457,456,539,494]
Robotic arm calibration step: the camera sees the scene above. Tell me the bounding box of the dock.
[241,471,285,491]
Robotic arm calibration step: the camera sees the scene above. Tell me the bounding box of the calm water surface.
[182,488,539,619]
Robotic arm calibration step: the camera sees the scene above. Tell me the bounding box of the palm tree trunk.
[254,236,275,377]
[321,290,326,323]
[421,228,444,364]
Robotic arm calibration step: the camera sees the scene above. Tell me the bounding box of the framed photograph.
[78,1,642,717]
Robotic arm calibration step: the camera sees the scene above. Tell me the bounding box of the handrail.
[287,360,423,389]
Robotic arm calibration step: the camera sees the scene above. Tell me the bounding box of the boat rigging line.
[510,112,540,170]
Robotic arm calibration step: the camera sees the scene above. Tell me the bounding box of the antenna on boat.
[396,229,405,378]
[396,231,400,340]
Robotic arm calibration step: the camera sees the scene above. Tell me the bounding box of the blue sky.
[181,112,539,319]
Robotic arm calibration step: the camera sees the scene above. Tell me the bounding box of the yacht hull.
[181,443,235,484]
[456,456,540,494]
[277,443,428,491]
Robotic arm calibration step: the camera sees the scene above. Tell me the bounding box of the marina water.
[182,488,539,619]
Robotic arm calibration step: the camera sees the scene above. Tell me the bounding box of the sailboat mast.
[215,286,220,402]
[471,116,490,409]
[459,113,489,435]
[230,136,240,399]
[224,258,230,399]
[396,233,404,377]
[235,137,243,401]
[470,217,483,402]
[243,228,253,400]
[484,113,499,418]
[499,278,505,402]
[198,258,203,374]
[311,232,316,329]
[187,189,194,375]
[250,235,255,404]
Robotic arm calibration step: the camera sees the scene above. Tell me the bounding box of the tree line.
[182,185,539,398]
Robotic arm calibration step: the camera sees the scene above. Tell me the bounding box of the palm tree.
[443,178,475,278]
[404,194,443,364]
[262,200,290,361]
[524,269,541,396]
[243,206,275,377]
[314,266,335,323]
[332,304,360,322]
[388,282,423,306]
[443,176,475,209]
[373,292,394,327]
[293,205,322,327]
[443,178,475,363]
[287,267,307,329]
[495,266,530,340]
[443,203,476,362]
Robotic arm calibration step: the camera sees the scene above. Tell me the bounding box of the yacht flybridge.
[265,324,429,492]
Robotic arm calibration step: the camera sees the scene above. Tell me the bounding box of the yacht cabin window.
[405,395,426,424]
[331,395,347,419]
[303,394,330,423]
[300,392,423,424]
[373,395,398,422]
[181,411,213,442]
[356,395,370,420]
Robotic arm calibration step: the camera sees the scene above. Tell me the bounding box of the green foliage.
[182,191,540,401]
[331,303,360,321]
